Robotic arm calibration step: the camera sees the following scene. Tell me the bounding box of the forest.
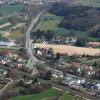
[49,3,100,38]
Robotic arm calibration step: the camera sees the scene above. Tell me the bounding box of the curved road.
[25,11,45,74]
[26,11,44,62]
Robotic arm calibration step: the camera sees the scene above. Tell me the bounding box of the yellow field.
[88,42,100,46]
[34,43,100,56]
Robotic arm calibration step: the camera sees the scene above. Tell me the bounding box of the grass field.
[0,4,26,16]
[39,13,66,35]
[59,93,85,100]
[34,43,100,56]
[10,88,85,100]
[10,88,86,100]
[11,88,60,100]
[85,58,100,65]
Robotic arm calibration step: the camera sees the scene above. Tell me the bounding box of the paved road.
[0,78,13,94]
[25,11,45,75]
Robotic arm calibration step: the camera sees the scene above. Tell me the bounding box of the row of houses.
[0,40,16,47]
[8,0,61,5]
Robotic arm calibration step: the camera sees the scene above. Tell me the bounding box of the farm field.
[34,43,100,56]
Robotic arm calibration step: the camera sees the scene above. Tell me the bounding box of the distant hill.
[62,0,100,7]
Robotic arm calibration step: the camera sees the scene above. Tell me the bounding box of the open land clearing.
[34,43,100,56]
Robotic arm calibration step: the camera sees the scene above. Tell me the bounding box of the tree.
[50,3,100,32]
[75,37,87,47]
[32,77,38,83]
[45,30,55,41]
[93,61,97,68]
[55,53,60,60]
[89,25,100,38]
[19,80,24,86]
[44,71,52,80]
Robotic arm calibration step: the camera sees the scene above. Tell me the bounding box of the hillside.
[49,3,100,38]
[63,0,100,7]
